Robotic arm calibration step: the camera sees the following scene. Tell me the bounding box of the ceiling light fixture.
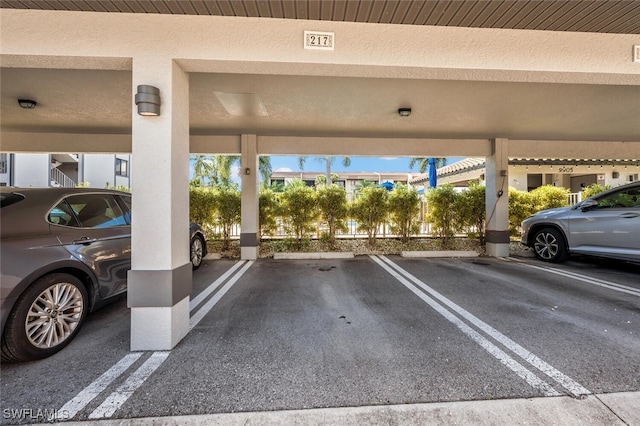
[398,107,412,117]
[135,85,161,116]
[18,99,37,109]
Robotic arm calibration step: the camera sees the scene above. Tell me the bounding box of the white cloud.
[380,157,398,161]
[275,167,293,172]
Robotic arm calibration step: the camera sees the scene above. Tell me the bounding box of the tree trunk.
[325,156,332,186]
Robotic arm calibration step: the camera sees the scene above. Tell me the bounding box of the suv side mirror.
[579,199,598,211]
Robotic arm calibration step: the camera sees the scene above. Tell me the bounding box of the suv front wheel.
[190,235,205,270]
[1,273,88,362]
[532,227,568,263]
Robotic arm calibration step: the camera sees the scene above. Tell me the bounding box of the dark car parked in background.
[1,187,206,362]
[521,181,640,263]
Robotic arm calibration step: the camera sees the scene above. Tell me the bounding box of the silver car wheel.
[191,236,204,269]
[534,231,559,260]
[25,282,84,349]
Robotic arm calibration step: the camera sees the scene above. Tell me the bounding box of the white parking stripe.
[56,352,142,420]
[58,261,253,421]
[190,260,247,311]
[370,255,561,397]
[506,258,640,297]
[88,351,169,419]
[378,256,591,398]
[190,260,254,330]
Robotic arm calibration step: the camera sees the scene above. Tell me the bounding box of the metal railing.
[50,167,76,188]
[568,192,582,205]
[205,218,437,240]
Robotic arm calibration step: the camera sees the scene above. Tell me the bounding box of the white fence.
[205,195,581,240]
[207,217,435,240]
[568,192,582,205]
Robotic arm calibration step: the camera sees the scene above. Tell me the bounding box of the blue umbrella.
[380,181,395,191]
[428,157,438,188]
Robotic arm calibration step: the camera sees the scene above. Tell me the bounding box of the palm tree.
[191,155,272,187]
[409,157,447,173]
[298,156,351,186]
[258,156,272,187]
[190,155,215,186]
[214,155,238,188]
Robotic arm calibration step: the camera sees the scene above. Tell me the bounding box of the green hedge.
[190,182,573,249]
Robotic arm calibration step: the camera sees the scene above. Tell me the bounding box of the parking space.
[1,256,639,424]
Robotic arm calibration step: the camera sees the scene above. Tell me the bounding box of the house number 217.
[304,31,334,50]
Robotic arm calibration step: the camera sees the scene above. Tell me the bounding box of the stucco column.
[485,138,510,257]
[127,58,191,351]
[240,134,259,260]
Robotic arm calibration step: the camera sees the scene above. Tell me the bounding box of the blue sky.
[191,155,463,186]
[269,156,462,174]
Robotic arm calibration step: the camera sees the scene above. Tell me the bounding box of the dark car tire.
[1,273,88,363]
[532,227,569,263]
[191,234,205,270]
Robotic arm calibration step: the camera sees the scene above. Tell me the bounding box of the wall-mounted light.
[398,107,412,117]
[244,168,251,175]
[18,99,37,109]
[135,85,161,116]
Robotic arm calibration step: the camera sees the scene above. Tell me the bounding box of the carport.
[1,1,639,354]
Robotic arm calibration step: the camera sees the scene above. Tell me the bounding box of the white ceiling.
[2,68,639,143]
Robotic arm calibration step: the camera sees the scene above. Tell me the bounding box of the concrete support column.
[240,134,259,260]
[485,138,510,257]
[128,58,191,351]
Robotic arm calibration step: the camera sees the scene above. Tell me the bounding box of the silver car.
[1,187,206,362]
[521,182,640,263]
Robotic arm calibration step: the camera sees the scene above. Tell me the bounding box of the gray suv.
[1,187,206,362]
[521,182,640,263]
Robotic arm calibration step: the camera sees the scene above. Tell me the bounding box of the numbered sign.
[304,31,334,51]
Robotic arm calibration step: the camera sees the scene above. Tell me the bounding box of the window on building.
[115,158,128,177]
[0,153,7,174]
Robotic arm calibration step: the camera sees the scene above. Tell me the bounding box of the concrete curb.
[274,252,355,260]
[401,250,479,258]
[61,392,640,425]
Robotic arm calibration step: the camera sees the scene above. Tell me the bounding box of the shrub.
[279,180,318,246]
[530,185,570,211]
[213,187,241,250]
[387,184,421,243]
[581,183,610,200]
[425,183,462,245]
[259,188,280,238]
[350,186,389,248]
[508,187,535,236]
[316,184,348,245]
[456,180,486,243]
[189,187,216,227]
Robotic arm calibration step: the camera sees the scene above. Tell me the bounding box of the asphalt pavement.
[1,255,638,425]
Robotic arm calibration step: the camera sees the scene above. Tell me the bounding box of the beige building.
[411,158,640,193]
[270,171,413,200]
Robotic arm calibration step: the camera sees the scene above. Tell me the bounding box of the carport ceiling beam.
[510,140,640,160]
[258,136,492,157]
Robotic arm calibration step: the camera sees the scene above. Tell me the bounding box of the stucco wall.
[14,154,49,187]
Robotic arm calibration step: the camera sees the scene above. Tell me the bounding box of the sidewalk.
[55,392,639,425]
